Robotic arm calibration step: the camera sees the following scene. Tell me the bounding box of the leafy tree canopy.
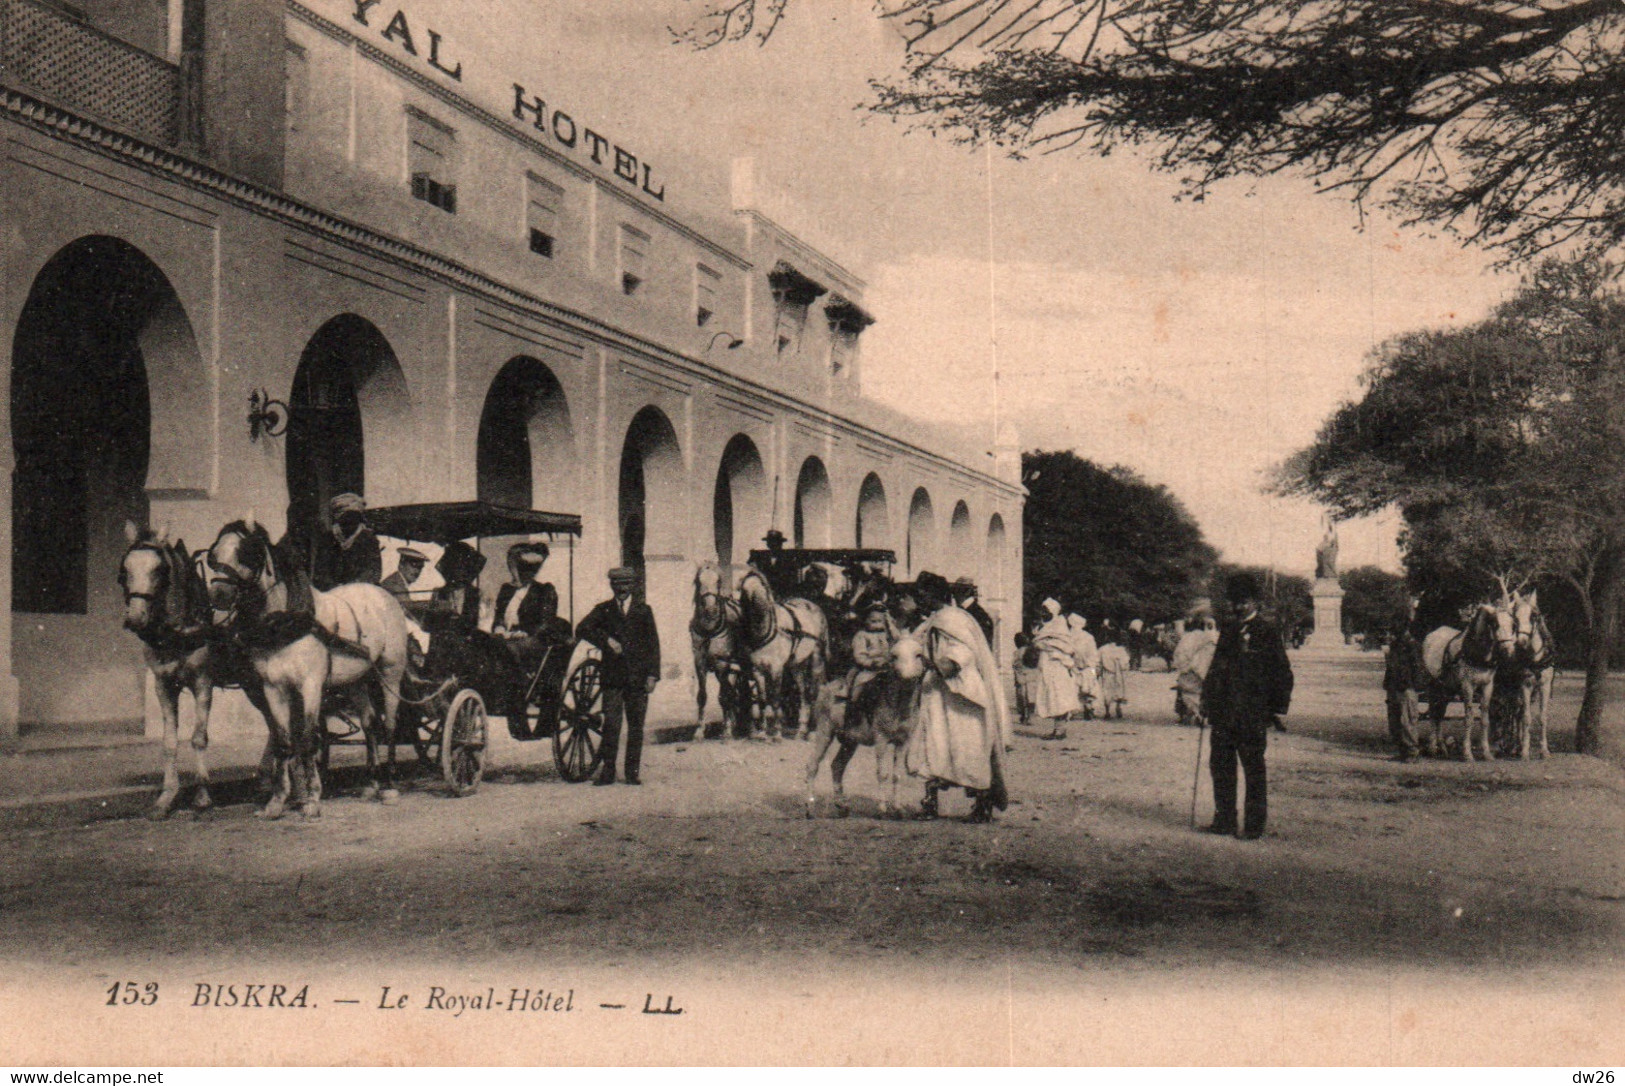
[679,0,1625,262]
[1339,564,1411,645]
[1022,450,1216,626]
[1276,257,1625,753]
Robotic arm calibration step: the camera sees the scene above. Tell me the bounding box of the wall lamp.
[708,331,744,351]
[247,388,289,442]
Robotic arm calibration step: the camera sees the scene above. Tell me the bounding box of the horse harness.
[120,541,211,654]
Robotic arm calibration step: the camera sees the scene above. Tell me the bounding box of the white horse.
[206,519,411,819]
[1509,590,1555,759]
[1422,602,1516,761]
[736,566,828,740]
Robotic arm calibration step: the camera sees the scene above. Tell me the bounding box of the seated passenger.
[494,542,568,650]
[382,547,428,605]
[431,540,485,632]
[845,606,895,703]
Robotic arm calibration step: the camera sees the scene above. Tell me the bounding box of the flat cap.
[608,566,639,584]
[395,547,428,564]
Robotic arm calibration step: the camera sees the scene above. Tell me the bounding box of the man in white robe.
[1032,598,1079,736]
[1068,613,1101,718]
[906,574,1011,823]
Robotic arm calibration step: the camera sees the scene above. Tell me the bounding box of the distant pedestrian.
[1127,618,1145,671]
[1068,613,1100,720]
[1098,636,1130,719]
[1172,615,1218,726]
[1031,600,1079,738]
[1384,623,1425,762]
[1202,573,1294,840]
[577,567,661,786]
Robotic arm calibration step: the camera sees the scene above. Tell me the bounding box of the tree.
[1276,257,1625,756]
[1339,565,1411,646]
[679,0,1625,263]
[1022,450,1216,627]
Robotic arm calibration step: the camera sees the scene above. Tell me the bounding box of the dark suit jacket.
[576,597,661,690]
[492,581,560,637]
[1202,613,1294,738]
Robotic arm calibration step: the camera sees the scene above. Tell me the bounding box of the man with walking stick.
[1201,572,1294,840]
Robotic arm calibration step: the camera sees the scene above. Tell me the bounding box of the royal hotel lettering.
[350,0,667,202]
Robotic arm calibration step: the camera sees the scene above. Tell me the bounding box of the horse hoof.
[146,804,172,822]
[299,803,322,820]
[379,788,401,806]
[359,782,380,801]
[192,789,213,812]
[257,802,285,821]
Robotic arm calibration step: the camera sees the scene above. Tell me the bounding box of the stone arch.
[986,513,1008,602]
[793,456,832,548]
[618,405,684,571]
[285,314,411,571]
[476,356,575,512]
[10,235,204,725]
[712,433,769,566]
[855,472,888,549]
[948,500,973,577]
[907,487,936,577]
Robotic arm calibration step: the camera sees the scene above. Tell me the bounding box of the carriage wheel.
[441,688,487,797]
[404,695,440,773]
[554,659,605,783]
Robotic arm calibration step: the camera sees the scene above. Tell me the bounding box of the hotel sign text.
[349,1,667,201]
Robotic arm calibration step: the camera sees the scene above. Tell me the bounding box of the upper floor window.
[620,225,650,296]
[825,295,874,374]
[526,173,563,259]
[768,262,827,359]
[407,108,457,213]
[695,263,721,327]
[284,40,308,136]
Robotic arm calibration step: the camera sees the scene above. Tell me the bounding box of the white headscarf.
[1066,613,1087,631]
[1041,598,1062,618]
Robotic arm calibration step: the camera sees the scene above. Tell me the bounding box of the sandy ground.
[1,652,1621,1066]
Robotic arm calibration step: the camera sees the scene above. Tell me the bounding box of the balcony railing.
[0,0,178,144]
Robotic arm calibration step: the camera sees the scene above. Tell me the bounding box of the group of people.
[1010,574,1294,841]
[296,492,663,788]
[830,568,1010,823]
[1015,603,1131,737]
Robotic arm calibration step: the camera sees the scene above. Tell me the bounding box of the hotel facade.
[0,0,1023,735]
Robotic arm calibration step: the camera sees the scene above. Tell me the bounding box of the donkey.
[690,563,744,739]
[804,634,925,819]
[1509,590,1556,759]
[119,523,263,818]
[736,565,828,740]
[205,518,410,819]
[1422,602,1517,762]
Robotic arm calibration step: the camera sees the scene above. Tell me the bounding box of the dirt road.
[2,653,1621,1065]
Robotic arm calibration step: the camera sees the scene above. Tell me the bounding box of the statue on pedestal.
[1314,516,1340,581]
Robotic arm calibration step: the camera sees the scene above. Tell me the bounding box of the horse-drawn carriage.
[359,501,606,792]
[692,546,898,740]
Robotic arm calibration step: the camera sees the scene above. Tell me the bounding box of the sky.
[348,0,1524,576]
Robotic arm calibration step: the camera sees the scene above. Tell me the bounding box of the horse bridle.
[690,590,735,639]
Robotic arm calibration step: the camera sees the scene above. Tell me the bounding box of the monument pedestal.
[1303,577,1353,654]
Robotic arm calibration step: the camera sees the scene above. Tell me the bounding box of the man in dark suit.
[577,567,661,786]
[1202,572,1294,839]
